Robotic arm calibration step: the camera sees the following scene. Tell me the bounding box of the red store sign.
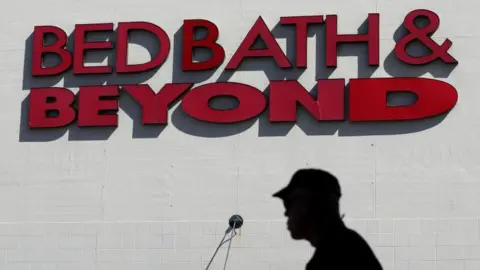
[27,9,458,129]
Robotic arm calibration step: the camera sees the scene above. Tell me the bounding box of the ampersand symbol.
[394,9,457,65]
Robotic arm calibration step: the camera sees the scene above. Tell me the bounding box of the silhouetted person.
[273,168,383,269]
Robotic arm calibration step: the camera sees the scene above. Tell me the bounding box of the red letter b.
[29,88,76,128]
[32,26,72,76]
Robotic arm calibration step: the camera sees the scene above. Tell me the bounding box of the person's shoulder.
[344,227,368,242]
[329,227,372,255]
[343,227,384,269]
[336,227,365,245]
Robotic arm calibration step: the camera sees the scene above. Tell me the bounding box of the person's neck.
[307,216,345,248]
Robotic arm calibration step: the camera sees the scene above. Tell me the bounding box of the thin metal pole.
[222,222,236,270]
[204,231,228,270]
[204,224,238,270]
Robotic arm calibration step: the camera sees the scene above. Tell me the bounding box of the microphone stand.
[204,215,243,270]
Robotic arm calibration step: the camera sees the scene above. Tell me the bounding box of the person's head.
[272,168,342,241]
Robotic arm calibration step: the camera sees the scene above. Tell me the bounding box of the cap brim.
[272,187,289,199]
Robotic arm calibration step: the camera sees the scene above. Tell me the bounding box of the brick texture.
[0,219,479,270]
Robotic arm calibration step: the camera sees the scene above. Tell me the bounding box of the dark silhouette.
[273,168,382,269]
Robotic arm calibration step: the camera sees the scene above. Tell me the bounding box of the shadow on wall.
[20,18,457,141]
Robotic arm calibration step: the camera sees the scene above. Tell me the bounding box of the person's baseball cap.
[272,168,342,201]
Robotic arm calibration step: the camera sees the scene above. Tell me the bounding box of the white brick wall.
[0,219,479,269]
[1,0,480,269]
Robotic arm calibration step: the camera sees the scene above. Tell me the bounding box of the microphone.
[204,214,244,270]
[228,214,243,229]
